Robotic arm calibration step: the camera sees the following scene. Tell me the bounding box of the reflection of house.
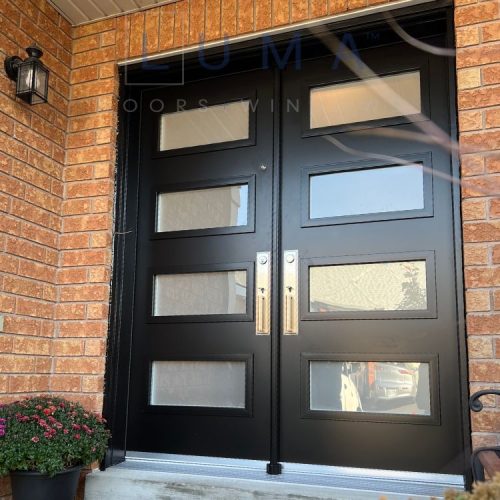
[310,262,427,312]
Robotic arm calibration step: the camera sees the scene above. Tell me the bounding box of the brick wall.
[0,0,71,496]
[455,0,500,449]
[0,0,499,496]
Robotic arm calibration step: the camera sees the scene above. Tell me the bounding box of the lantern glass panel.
[17,62,35,95]
[35,66,48,99]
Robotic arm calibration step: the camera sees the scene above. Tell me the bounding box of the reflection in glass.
[310,361,431,415]
[154,271,247,316]
[157,184,248,233]
[310,71,421,129]
[159,100,250,150]
[309,261,427,313]
[151,361,246,408]
[310,165,424,219]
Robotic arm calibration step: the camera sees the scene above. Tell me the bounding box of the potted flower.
[0,396,110,500]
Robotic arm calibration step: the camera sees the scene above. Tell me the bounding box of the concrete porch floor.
[84,454,464,499]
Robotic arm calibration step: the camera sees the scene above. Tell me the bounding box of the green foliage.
[0,396,110,477]
[445,474,500,500]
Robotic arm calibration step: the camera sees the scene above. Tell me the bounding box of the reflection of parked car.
[358,362,418,404]
[339,373,363,412]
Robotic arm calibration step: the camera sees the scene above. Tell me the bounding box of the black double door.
[127,41,465,474]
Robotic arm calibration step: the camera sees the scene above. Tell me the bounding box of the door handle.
[256,252,271,335]
[283,250,298,335]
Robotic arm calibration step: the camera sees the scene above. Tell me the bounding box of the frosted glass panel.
[310,165,424,219]
[151,361,246,408]
[310,71,421,129]
[157,184,248,232]
[154,271,247,316]
[310,361,431,415]
[160,100,250,150]
[309,261,427,312]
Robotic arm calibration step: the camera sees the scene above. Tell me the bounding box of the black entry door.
[280,42,464,473]
[127,70,275,458]
[125,37,464,473]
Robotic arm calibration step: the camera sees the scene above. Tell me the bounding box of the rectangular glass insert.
[310,361,431,415]
[157,184,248,233]
[159,100,250,151]
[310,71,421,129]
[154,270,247,316]
[309,261,427,312]
[151,361,246,408]
[310,164,424,220]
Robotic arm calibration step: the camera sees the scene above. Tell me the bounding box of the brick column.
[455,0,500,448]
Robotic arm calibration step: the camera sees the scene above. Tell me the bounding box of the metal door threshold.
[115,451,464,498]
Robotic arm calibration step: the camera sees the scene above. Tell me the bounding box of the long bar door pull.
[283,250,299,335]
[256,252,271,335]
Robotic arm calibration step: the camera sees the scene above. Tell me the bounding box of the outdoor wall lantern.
[4,45,49,105]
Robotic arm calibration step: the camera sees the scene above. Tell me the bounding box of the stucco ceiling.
[49,0,176,26]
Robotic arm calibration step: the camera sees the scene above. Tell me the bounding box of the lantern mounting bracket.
[4,56,22,81]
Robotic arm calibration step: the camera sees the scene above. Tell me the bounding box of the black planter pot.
[10,465,81,500]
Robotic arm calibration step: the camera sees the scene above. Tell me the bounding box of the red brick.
[459,87,500,110]
[462,176,500,198]
[145,8,160,53]
[61,249,108,267]
[461,130,500,153]
[53,339,85,356]
[9,375,50,393]
[464,221,500,242]
[468,337,493,358]
[465,267,500,288]
[273,0,290,26]
[205,0,222,39]
[55,303,86,320]
[73,35,100,53]
[486,156,500,173]
[455,1,499,27]
[55,357,105,374]
[490,199,500,218]
[471,408,500,432]
[59,285,110,302]
[57,268,88,285]
[82,375,104,393]
[462,199,487,220]
[129,12,145,57]
[220,0,237,38]
[466,290,491,312]
[483,65,500,85]
[50,375,81,392]
[467,314,500,334]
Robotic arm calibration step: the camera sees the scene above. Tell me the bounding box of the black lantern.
[4,45,49,105]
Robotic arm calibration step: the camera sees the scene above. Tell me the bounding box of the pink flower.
[74,434,81,440]
[31,436,40,443]
[72,424,81,430]
[63,429,69,435]
[44,432,52,439]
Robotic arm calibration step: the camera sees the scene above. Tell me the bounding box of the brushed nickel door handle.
[256,252,271,335]
[283,250,298,335]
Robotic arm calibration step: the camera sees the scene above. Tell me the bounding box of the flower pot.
[10,465,81,500]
